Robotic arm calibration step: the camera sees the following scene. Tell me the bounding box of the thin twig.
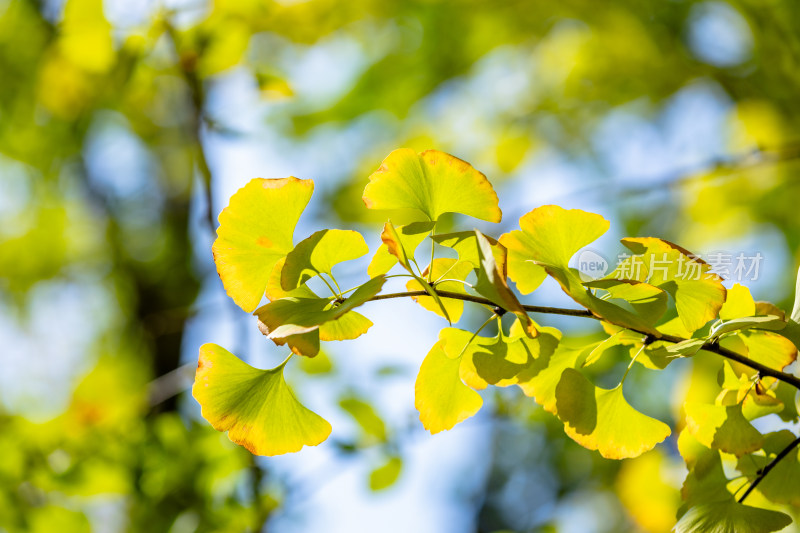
[738,435,800,503]
[367,290,800,390]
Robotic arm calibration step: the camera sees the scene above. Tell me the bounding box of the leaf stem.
[619,342,647,386]
[454,313,498,360]
[738,434,800,503]
[428,225,436,283]
[318,273,340,299]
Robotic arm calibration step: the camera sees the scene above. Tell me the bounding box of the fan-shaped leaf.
[367,221,434,277]
[363,149,502,223]
[213,177,314,312]
[684,402,763,457]
[255,276,385,356]
[619,238,726,333]
[193,344,331,456]
[555,368,671,459]
[415,341,482,433]
[281,229,368,290]
[674,501,791,533]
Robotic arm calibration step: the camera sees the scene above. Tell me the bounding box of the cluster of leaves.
[196,149,800,531]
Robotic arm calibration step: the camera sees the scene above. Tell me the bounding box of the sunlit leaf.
[583,278,667,325]
[193,344,331,456]
[619,238,726,333]
[255,276,385,356]
[367,221,434,277]
[555,368,671,459]
[684,402,763,457]
[737,430,800,506]
[281,229,368,290]
[719,283,756,320]
[432,231,508,277]
[407,258,473,321]
[214,177,314,312]
[500,206,656,333]
[363,148,502,223]
[415,341,482,433]
[738,330,797,371]
[674,501,791,533]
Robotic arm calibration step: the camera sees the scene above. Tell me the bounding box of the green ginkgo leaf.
[407,258,473,321]
[438,326,531,389]
[684,402,763,457]
[555,368,671,459]
[583,279,667,325]
[415,341,483,434]
[255,276,385,356]
[618,238,726,333]
[339,395,387,443]
[363,148,502,223]
[281,229,369,290]
[737,430,800,506]
[193,344,331,456]
[674,501,791,533]
[213,177,314,312]
[367,221,435,277]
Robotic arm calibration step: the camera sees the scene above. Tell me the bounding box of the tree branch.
[738,434,800,503]
[369,289,800,390]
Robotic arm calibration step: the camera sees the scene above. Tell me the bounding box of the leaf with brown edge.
[193,344,331,456]
[415,341,482,434]
[618,237,726,333]
[213,177,314,312]
[367,221,434,277]
[500,205,657,334]
[555,368,671,459]
[363,148,502,224]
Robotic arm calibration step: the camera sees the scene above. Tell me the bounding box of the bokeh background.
[2,0,800,531]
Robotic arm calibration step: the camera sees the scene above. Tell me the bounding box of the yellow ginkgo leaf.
[193,344,331,456]
[415,341,482,434]
[363,149,502,223]
[555,368,671,459]
[214,177,314,312]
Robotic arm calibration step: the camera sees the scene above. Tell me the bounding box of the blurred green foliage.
[3,0,800,531]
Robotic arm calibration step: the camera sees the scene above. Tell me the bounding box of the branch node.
[492,306,507,317]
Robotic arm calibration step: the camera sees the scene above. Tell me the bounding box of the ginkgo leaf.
[363,148,502,223]
[213,177,314,312]
[255,276,385,356]
[473,230,536,336]
[438,326,533,390]
[677,432,734,508]
[737,430,800,506]
[339,396,387,443]
[369,456,403,491]
[516,341,575,413]
[432,231,508,278]
[684,402,763,457]
[281,229,368,290]
[500,206,656,334]
[555,368,671,459]
[415,341,482,434]
[407,258,473,321]
[738,330,797,370]
[719,283,756,320]
[710,315,786,338]
[674,501,791,533]
[367,221,435,277]
[619,238,726,333]
[583,278,667,325]
[193,344,331,456]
